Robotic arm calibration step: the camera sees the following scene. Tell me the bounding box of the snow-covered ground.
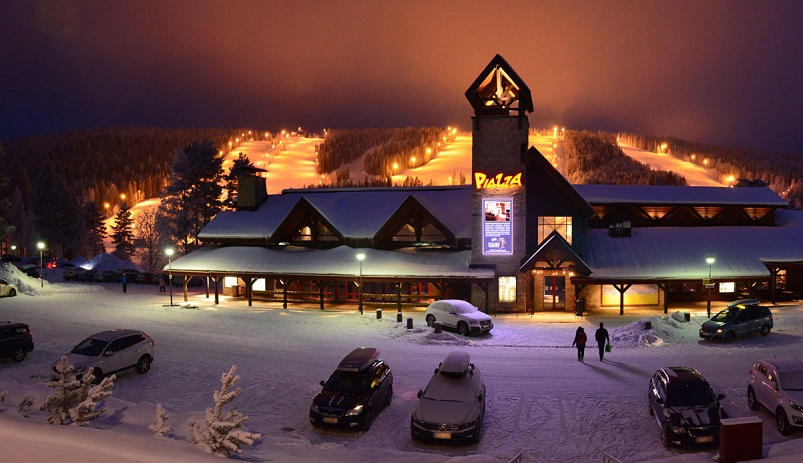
[2,263,802,462]
[617,141,724,187]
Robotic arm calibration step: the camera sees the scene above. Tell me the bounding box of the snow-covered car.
[0,321,34,362]
[309,347,393,431]
[51,329,154,383]
[699,299,773,342]
[0,278,18,297]
[748,358,803,435]
[648,366,727,447]
[424,299,493,336]
[411,351,486,444]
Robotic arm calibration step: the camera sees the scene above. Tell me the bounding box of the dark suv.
[0,321,34,362]
[699,299,773,342]
[648,367,727,447]
[309,347,393,431]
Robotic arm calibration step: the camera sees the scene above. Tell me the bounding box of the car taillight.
[144,333,154,346]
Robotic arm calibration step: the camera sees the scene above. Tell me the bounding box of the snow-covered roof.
[199,185,472,241]
[168,245,493,279]
[581,208,803,280]
[574,184,789,207]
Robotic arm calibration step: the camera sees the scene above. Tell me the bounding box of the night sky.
[3,0,803,153]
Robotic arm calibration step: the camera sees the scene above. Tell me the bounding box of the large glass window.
[538,217,572,244]
[498,276,516,302]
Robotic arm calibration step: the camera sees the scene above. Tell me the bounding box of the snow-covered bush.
[188,365,261,457]
[17,396,34,415]
[149,402,173,437]
[0,390,6,403]
[39,356,114,425]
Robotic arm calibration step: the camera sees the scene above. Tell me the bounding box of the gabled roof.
[519,231,590,274]
[465,54,534,115]
[199,186,473,242]
[579,208,803,280]
[522,146,596,218]
[574,184,789,207]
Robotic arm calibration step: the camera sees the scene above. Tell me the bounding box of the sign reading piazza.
[474,172,522,189]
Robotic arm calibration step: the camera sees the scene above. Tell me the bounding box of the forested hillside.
[618,132,803,207]
[563,131,687,186]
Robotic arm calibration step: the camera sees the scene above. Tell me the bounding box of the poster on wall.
[483,198,512,255]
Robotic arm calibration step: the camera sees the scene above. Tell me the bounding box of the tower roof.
[465,54,534,116]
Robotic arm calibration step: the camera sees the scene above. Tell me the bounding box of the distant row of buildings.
[169,55,803,315]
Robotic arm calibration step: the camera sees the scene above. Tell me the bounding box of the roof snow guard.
[465,54,533,117]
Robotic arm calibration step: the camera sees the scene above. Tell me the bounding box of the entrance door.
[543,276,566,310]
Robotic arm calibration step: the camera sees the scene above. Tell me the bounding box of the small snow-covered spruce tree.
[149,402,173,437]
[40,356,82,424]
[70,373,115,426]
[188,365,261,457]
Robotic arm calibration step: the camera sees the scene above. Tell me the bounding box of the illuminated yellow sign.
[474,172,522,189]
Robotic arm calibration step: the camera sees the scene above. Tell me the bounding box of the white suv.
[748,358,803,435]
[425,299,493,336]
[51,329,155,383]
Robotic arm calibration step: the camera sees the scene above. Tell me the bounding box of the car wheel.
[777,408,792,436]
[760,324,771,336]
[91,368,103,385]
[136,355,152,374]
[361,407,373,432]
[425,315,436,328]
[12,346,26,362]
[8,289,16,297]
[724,331,735,343]
[385,385,393,406]
[457,322,469,336]
[648,398,654,416]
[747,387,760,411]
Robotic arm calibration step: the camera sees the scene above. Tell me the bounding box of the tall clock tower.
[465,55,533,312]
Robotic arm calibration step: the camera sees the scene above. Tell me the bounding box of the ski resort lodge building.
[169,55,803,315]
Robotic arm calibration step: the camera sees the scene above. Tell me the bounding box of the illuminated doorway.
[543,276,565,310]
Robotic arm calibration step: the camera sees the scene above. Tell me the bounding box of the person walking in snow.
[159,275,166,292]
[595,322,611,361]
[572,327,587,362]
[121,273,128,293]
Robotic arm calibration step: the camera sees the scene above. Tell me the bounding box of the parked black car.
[0,321,34,362]
[648,366,727,447]
[309,347,393,431]
[699,299,773,342]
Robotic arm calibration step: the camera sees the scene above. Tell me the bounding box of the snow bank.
[610,311,699,348]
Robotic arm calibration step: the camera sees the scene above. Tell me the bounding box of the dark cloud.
[2,0,803,153]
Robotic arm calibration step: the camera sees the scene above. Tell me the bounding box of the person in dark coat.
[159,275,166,292]
[572,327,587,362]
[595,322,611,361]
[121,274,128,293]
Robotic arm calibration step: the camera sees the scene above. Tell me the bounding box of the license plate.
[323,417,338,424]
[433,432,451,439]
[696,436,713,443]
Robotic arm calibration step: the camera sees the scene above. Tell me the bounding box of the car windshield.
[70,338,108,357]
[667,383,716,407]
[711,308,739,322]
[453,304,477,315]
[780,371,803,390]
[422,374,476,402]
[323,370,370,395]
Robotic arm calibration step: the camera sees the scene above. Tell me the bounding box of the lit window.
[498,276,516,302]
[538,217,572,244]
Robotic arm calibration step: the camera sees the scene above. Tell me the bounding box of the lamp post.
[37,242,45,287]
[706,256,715,317]
[356,252,365,315]
[165,248,175,307]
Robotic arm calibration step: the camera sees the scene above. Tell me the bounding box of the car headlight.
[790,401,803,413]
[670,424,686,435]
[310,404,319,413]
[715,328,723,333]
[345,404,364,416]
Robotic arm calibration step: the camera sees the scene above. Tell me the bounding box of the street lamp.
[356,252,365,315]
[37,242,45,288]
[706,256,716,317]
[165,248,175,307]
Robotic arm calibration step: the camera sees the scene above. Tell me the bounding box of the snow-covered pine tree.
[40,356,82,424]
[69,374,115,426]
[188,365,261,457]
[149,402,173,437]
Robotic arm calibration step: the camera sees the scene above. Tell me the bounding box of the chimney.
[236,168,268,210]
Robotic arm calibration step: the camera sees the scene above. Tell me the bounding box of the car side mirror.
[717,393,726,400]
[477,394,483,402]
[417,390,423,399]
[103,351,114,357]
[320,380,325,387]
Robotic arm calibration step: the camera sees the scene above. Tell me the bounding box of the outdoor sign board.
[483,198,512,255]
